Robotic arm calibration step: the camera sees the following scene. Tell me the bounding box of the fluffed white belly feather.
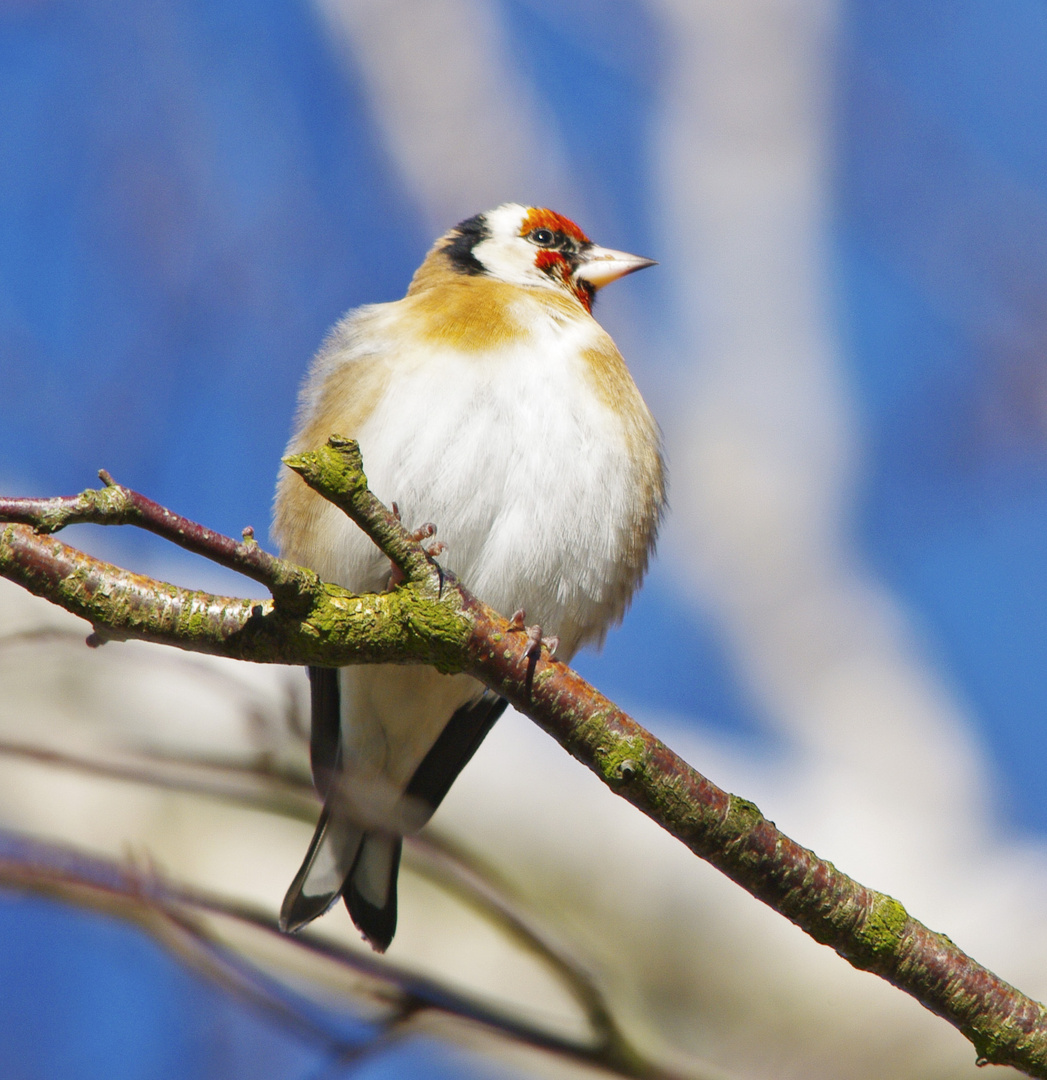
[287,310,652,815]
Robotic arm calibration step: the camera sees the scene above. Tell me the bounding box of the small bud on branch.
[2,437,1047,1077]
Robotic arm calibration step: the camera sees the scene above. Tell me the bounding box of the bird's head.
[433,203,655,313]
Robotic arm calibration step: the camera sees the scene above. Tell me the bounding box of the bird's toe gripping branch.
[505,608,559,697]
[7,440,1047,1077]
[386,506,446,588]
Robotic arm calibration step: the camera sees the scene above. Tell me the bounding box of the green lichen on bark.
[28,482,130,534]
[572,713,647,785]
[284,439,369,506]
[970,1012,1047,1070]
[0,522,471,669]
[284,437,433,585]
[721,794,763,836]
[856,894,908,957]
[296,579,470,672]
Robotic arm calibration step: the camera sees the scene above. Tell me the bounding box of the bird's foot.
[508,610,558,660]
[523,624,559,660]
[410,522,437,545]
[388,504,444,587]
[391,501,440,546]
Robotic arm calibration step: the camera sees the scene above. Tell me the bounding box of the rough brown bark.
[2,437,1045,1076]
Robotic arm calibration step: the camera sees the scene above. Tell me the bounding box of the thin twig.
[0,736,667,1075]
[0,523,467,668]
[149,905,369,1055]
[0,830,700,1079]
[410,832,625,1054]
[0,477,315,606]
[284,438,435,586]
[3,439,1047,1076]
[0,739,318,822]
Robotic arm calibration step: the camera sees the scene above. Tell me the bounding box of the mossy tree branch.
[2,437,1046,1076]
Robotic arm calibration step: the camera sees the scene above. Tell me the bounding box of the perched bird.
[274,203,665,951]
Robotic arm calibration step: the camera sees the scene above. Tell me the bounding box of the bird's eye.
[530,228,557,247]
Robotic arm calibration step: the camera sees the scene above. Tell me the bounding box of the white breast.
[278,290,661,800]
[315,305,645,659]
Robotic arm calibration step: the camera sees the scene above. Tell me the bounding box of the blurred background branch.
[4,445,1047,1076]
[0,693,700,1080]
[6,2,1047,1078]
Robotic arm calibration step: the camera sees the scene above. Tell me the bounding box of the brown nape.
[405,250,584,352]
[404,240,478,294]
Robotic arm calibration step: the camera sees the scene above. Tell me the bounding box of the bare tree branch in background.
[0,827,697,1079]
[0,735,695,1080]
[2,436,1046,1078]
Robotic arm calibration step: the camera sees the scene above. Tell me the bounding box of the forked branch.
[2,438,1046,1076]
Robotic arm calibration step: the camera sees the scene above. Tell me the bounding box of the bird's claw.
[386,512,444,587]
[409,521,437,544]
[412,523,444,559]
[524,626,559,660]
[508,610,558,660]
[392,503,438,546]
[524,624,542,660]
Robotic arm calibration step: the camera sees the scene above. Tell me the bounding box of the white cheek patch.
[471,234,542,286]
[470,202,561,292]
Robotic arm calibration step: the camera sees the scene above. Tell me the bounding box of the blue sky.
[5,1,1047,1075]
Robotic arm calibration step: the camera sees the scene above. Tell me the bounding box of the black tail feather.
[345,836,403,953]
[308,666,342,795]
[283,676,508,950]
[405,692,508,813]
[279,805,346,933]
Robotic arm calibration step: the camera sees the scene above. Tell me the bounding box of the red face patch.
[534,249,594,312]
[520,207,590,245]
[534,249,569,275]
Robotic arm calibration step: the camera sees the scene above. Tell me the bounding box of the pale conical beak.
[573,245,657,290]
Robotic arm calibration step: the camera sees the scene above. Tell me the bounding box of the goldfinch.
[274,203,664,951]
